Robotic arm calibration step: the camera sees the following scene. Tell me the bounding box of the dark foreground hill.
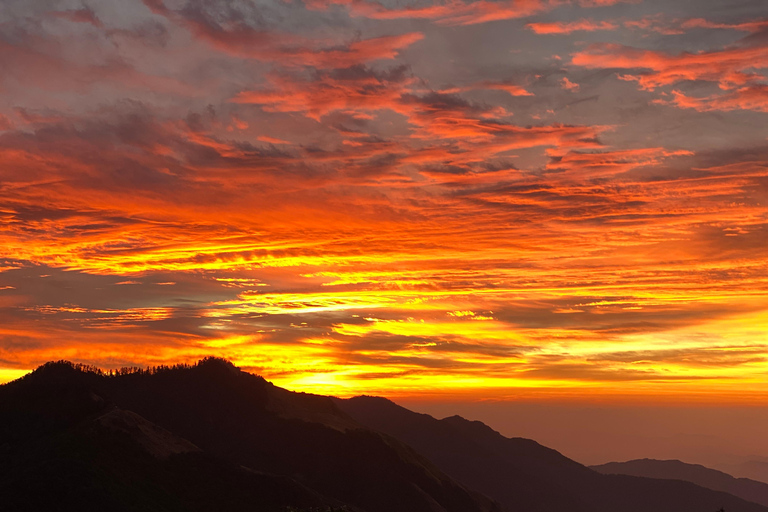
[335,395,768,512]
[592,459,768,508]
[0,359,498,512]
[2,359,767,512]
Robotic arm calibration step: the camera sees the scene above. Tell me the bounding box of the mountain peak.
[440,414,499,436]
[195,356,238,370]
[27,360,101,379]
[1,358,501,512]
[3,360,103,394]
[348,395,398,405]
[192,356,242,377]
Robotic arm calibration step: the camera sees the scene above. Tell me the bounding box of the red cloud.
[481,83,535,97]
[0,114,13,131]
[211,29,423,67]
[308,0,553,25]
[309,0,630,26]
[545,147,694,178]
[0,35,199,99]
[144,0,422,67]
[257,136,292,145]
[231,67,415,120]
[230,65,605,175]
[440,82,534,97]
[679,18,768,33]
[624,15,768,35]
[571,42,768,90]
[561,77,580,91]
[527,19,618,34]
[623,15,685,35]
[232,71,577,152]
[50,8,104,27]
[403,123,606,169]
[571,37,768,112]
[297,33,425,68]
[665,86,768,113]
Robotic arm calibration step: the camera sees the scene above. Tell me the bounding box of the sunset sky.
[1,0,767,407]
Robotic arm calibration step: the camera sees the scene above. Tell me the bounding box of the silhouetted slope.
[335,395,590,512]
[0,362,344,512]
[337,395,768,512]
[0,360,499,512]
[102,358,498,512]
[592,459,768,507]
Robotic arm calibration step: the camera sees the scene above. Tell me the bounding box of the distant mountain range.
[336,395,768,512]
[1,358,766,512]
[591,459,768,508]
[715,460,768,487]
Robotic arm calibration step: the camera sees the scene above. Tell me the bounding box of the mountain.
[5,359,767,512]
[0,359,498,512]
[336,395,768,512]
[716,460,768,486]
[591,459,768,507]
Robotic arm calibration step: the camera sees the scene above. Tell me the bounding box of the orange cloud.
[544,147,694,178]
[626,16,768,35]
[571,35,768,113]
[481,82,535,96]
[144,0,422,66]
[441,82,535,97]
[679,17,768,33]
[664,86,768,113]
[309,0,630,26]
[290,33,425,68]
[561,77,580,91]
[309,0,553,25]
[572,42,768,91]
[232,66,415,120]
[232,72,563,151]
[257,136,292,145]
[527,19,618,34]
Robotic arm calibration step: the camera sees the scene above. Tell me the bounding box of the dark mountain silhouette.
[0,359,498,512]
[0,362,337,512]
[592,459,768,507]
[336,395,768,512]
[4,359,767,512]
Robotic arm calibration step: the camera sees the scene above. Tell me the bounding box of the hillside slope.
[337,395,768,512]
[592,459,768,508]
[0,359,498,512]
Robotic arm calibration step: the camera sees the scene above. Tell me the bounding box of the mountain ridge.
[3,359,766,512]
[335,394,768,512]
[0,359,498,512]
[592,458,768,507]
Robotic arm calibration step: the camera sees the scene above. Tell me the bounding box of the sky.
[1,0,767,420]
